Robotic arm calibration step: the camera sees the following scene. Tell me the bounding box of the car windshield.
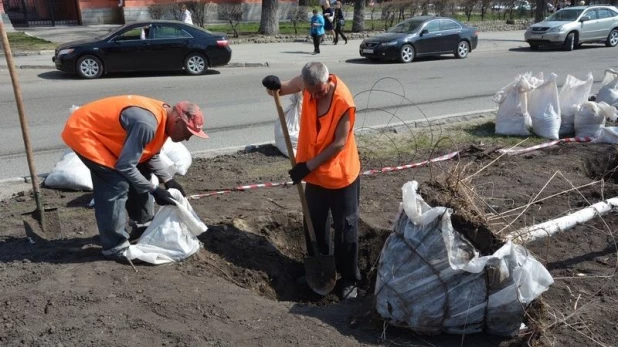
[387,20,423,33]
[546,8,584,21]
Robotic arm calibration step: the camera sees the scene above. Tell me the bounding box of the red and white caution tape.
[189,151,460,200]
[497,137,592,155]
[361,151,460,176]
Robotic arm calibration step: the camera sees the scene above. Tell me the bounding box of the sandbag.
[161,138,192,175]
[529,73,561,140]
[124,189,207,264]
[274,92,302,158]
[493,73,539,136]
[375,181,553,336]
[559,73,593,136]
[575,102,605,138]
[44,150,93,191]
[596,69,618,106]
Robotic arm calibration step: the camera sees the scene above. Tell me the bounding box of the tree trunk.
[535,0,544,22]
[352,0,365,33]
[258,0,280,35]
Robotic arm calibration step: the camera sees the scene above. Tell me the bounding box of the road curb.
[0,60,348,70]
[0,108,498,200]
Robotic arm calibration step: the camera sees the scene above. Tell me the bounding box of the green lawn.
[4,32,57,51]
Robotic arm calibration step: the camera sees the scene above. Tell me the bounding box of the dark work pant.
[303,176,361,284]
[78,155,154,255]
[311,34,322,53]
[334,23,347,43]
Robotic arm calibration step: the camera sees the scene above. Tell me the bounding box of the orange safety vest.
[296,75,360,189]
[62,95,169,169]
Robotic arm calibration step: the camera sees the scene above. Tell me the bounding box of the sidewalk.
[0,25,526,70]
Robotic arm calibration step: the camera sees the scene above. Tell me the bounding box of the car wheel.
[529,44,539,50]
[455,40,469,59]
[399,44,414,63]
[606,29,618,47]
[564,32,575,51]
[184,53,207,75]
[76,55,103,79]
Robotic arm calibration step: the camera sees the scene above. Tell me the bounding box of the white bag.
[493,73,538,136]
[575,101,605,138]
[559,73,594,136]
[529,73,561,140]
[274,92,303,158]
[44,150,93,191]
[375,181,553,336]
[596,69,618,106]
[161,138,192,175]
[124,189,207,265]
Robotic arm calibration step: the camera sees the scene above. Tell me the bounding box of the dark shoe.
[334,41,338,45]
[341,285,358,299]
[103,250,129,264]
[345,39,348,44]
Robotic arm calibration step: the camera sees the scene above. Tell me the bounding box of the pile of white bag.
[494,70,618,140]
[375,181,553,336]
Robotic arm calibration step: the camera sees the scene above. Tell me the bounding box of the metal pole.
[0,22,45,231]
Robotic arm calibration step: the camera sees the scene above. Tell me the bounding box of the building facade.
[0,0,297,27]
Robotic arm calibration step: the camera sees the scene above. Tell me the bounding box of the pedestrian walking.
[262,62,361,299]
[321,1,336,43]
[61,95,208,261]
[181,5,193,25]
[310,9,325,55]
[333,1,348,45]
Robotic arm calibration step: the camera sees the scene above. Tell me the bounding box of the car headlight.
[547,26,563,33]
[380,41,398,47]
[57,48,74,56]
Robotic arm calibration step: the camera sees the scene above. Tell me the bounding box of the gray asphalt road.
[1,44,617,182]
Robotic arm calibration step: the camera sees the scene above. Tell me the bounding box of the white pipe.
[507,197,618,243]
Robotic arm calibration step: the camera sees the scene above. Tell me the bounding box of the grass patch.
[5,32,57,51]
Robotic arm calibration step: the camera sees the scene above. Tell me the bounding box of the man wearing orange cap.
[62,95,208,261]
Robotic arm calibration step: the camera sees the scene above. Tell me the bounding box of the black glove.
[289,162,311,185]
[151,187,176,206]
[262,75,281,91]
[164,179,186,196]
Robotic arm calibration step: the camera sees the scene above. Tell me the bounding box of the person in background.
[310,9,325,55]
[262,62,361,299]
[62,95,208,262]
[321,0,336,43]
[181,5,193,25]
[333,1,348,45]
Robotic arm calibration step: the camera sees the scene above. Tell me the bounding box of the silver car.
[524,5,618,50]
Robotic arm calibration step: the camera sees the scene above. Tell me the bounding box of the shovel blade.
[304,254,337,296]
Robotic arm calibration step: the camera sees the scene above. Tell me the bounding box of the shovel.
[268,89,337,296]
[1,23,62,239]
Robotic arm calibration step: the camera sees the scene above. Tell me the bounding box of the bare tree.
[462,0,478,21]
[148,4,167,19]
[480,0,491,20]
[219,4,244,37]
[291,6,309,35]
[258,0,280,35]
[184,1,206,27]
[381,3,396,30]
[203,2,216,25]
[368,2,378,31]
[352,0,365,33]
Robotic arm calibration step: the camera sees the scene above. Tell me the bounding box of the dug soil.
[1,124,617,346]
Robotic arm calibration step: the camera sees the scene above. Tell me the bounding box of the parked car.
[524,5,618,50]
[359,16,478,63]
[52,20,232,79]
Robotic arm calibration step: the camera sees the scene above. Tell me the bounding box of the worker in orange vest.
[62,95,208,262]
[262,62,361,299]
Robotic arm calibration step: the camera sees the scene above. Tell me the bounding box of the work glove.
[164,179,186,196]
[151,187,176,206]
[262,75,282,91]
[289,162,311,185]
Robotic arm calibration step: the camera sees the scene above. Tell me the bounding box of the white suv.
[524,5,618,50]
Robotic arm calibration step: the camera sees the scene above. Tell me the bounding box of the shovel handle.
[272,91,319,255]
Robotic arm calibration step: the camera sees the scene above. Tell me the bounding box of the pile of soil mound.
[584,145,618,183]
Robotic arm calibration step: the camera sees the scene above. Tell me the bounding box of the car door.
[596,8,617,40]
[439,19,462,53]
[579,9,601,41]
[103,26,151,72]
[415,19,442,55]
[147,24,193,71]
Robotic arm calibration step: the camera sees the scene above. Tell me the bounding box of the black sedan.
[52,20,232,79]
[359,16,478,63]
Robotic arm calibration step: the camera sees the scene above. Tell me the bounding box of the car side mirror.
[420,29,429,36]
[579,16,590,22]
